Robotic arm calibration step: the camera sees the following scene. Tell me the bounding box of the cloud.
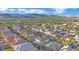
[0,8,47,14]
[8,9,15,11]
[0,8,8,11]
[18,9,27,12]
[0,8,16,11]
[53,8,66,14]
[17,9,47,14]
[29,9,46,14]
[65,15,71,17]
[0,8,17,14]
[17,9,29,13]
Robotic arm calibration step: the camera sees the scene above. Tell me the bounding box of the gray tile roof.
[16,42,37,51]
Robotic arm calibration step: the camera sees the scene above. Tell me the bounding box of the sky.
[0,8,79,17]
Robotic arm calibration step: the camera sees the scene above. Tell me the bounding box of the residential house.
[43,30,50,36]
[0,43,4,51]
[15,42,37,51]
[44,41,62,51]
[74,35,79,42]
[5,36,26,50]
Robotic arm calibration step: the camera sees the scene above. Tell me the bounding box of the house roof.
[0,43,4,51]
[16,42,37,51]
[7,37,26,46]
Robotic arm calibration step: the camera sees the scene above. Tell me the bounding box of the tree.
[27,36,33,42]
[24,27,32,33]
[21,34,28,39]
[61,39,67,46]
[68,38,75,45]
[4,44,13,51]
[53,33,60,42]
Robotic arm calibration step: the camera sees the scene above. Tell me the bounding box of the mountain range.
[0,13,78,20]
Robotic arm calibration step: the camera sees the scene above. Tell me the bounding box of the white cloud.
[9,9,15,11]
[0,8,16,12]
[17,9,47,14]
[53,8,66,14]
[29,9,46,14]
[18,9,26,12]
[17,9,29,13]
[0,8,47,14]
[0,8,8,11]
[65,15,71,17]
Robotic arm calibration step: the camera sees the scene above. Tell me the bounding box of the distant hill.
[0,13,78,20]
[0,13,49,18]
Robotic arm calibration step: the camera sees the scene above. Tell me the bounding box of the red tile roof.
[0,25,6,29]
[6,37,26,46]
